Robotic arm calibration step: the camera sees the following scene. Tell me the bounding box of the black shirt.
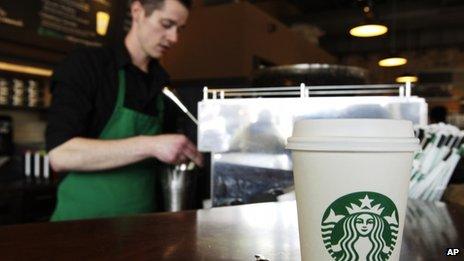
[46,43,179,151]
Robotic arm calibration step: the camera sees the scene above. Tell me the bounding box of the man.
[46,0,202,221]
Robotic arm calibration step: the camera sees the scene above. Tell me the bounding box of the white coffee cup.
[287,119,419,261]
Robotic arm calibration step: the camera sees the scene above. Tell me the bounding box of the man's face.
[134,0,189,58]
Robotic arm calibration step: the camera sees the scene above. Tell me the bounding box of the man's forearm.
[49,136,150,172]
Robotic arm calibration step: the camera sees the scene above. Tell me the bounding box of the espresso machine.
[197,64,428,207]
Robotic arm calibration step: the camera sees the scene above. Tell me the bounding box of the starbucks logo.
[321,192,399,261]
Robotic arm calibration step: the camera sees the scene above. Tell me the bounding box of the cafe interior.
[0,0,463,260]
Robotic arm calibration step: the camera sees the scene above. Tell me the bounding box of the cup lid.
[287,119,419,152]
[292,119,415,138]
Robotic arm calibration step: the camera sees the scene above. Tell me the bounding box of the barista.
[46,0,202,221]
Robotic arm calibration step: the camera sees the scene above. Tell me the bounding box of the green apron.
[51,69,164,221]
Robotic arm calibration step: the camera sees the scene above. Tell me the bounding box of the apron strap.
[116,69,126,108]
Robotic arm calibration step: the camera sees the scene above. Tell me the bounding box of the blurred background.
[1,0,464,224]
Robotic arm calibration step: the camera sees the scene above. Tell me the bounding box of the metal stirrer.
[162,87,198,125]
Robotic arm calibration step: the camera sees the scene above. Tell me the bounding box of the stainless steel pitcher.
[160,162,197,212]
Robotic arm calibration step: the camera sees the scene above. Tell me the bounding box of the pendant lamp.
[379,57,407,67]
[349,1,388,37]
[378,0,406,67]
[396,74,418,83]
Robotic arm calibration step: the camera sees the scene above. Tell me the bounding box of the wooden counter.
[0,200,462,260]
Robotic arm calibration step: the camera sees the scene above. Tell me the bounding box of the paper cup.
[287,119,419,261]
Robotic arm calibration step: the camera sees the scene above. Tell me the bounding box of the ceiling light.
[396,75,418,83]
[350,0,387,38]
[378,57,407,67]
[349,24,388,37]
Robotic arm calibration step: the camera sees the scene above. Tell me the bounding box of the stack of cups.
[287,119,419,261]
[27,80,41,107]
[12,79,25,107]
[0,78,8,105]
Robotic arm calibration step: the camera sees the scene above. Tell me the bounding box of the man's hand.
[144,134,203,167]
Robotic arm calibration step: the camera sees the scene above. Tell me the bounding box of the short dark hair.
[131,0,192,16]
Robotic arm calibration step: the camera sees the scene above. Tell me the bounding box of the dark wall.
[0,0,129,66]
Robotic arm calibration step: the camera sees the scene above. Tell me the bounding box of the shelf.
[0,105,48,113]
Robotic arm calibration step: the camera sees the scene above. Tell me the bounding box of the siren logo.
[321,192,399,261]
